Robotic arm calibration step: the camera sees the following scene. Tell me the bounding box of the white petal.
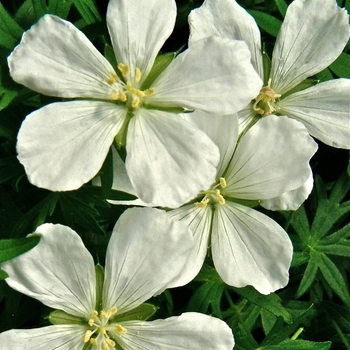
[277,79,350,149]
[106,0,176,82]
[1,224,96,318]
[167,204,212,287]
[0,325,86,350]
[184,111,238,179]
[212,203,293,294]
[189,0,263,77]
[17,101,126,191]
[148,36,262,115]
[125,109,219,208]
[270,0,350,94]
[103,208,194,313]
[8,15,117,99]
[261,167,314,211]
[223,115,318,200]
[114,313,234,350]
[94,147,152,206]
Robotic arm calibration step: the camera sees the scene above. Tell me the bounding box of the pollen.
[195,198,210,208]
[118,63,131,78]
[84,330,94,343]
[215,189,225,205]
[110,90,120,101]
[115,324,127,334]
[135,67,142,83]
[220,177,227,188]
[107,72,120,85]
[131,96,140,108]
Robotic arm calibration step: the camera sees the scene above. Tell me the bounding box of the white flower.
[0,208,235,349]
[167,112,318,294]
[189,0,350,149]
[9,0,262,208]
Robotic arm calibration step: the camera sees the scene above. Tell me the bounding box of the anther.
[111,90,120,101]
[195,198,210,208]
[118,63,131,78]
[119,91,127,102]
[220,177,227,188]
[90,338,98,346]
[107,72,120,85]
[131,96,140,109]
[115,324,127,335]
[215,190,225,205]
[106,339,116,347]
[84,330,93,343]
[135,67,142,83]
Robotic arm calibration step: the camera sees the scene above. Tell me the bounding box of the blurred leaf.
[247,10,282,37]
[274,0,288,17]
[0,270,8,279]
[0,3,23,49]
[329,53,350,79]
[0,235,40,263]
[73,0,101,24]
[261,339,331,349]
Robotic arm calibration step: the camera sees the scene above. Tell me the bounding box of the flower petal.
[237,102,258,135]
[114,313,234,350]
[106,0,176,82]
[8,15,117,99]
[184,111,238,180]
[270,0,350,94]
[260,167,314,211]
[0,325,86,350]
[167,204,212,287]
[277,79,350,149]
[189,0,263,78]
[223,115,318,200]
[103,208,194,313]
[17,101,125,191]
[148,36,262,115]
[125,109,219,208]
[212,203,293,294]
[1,224,96,318]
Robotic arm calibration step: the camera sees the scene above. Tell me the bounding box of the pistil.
[253,79,281,116]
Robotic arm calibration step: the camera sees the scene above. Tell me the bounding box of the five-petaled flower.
[189,0,350,149]
[9,0,262,208]
[0,208,235,349]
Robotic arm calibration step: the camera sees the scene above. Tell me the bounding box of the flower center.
[83,306,127,350]
[108,64,155,109]
[195,177,227,208]
[253,79,281,116]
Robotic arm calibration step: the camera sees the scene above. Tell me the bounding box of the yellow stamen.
[102,342,109,350]
[118,63,130,78]
[131,96,140,108]
[90,338,98,346]
[88,319,95,327]
[99,326,107,335]
[215,189,225,205]
[220,177,227,188]
[253,78,281,116]
[119,91,127,102]
[135,67,142,83]
[110,90,120,101]
[84,330,93,343]
[115,324,127,335]
[195,198,210,208]
[107,72,120,85]
[143,87,155,96]
[106,339,116,347]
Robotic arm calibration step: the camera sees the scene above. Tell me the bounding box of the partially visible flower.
[189,0,350,149]
[9,0,262,208]
[0,208,235,349]
[167,112,318,294]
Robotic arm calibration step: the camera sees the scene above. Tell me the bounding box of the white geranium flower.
[189,0,350,149]
[0,208,235,349]
[167,112,318,294]
[9,0,262,208]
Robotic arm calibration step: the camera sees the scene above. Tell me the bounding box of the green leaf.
[318,252,350,306]
[247,10,282,37]
[231,286,293,324]
[315,68,333,82]
[261,339,331,350]
[234,323,259,350]
[0,270,8,279]
[296,250,319,298]
[0,64,21,111]
[317,242,350,257]
[0,3,23,49]
[73,0,101,24]
[113,303,158,322]
[274,0,288,17]
[49,309,85,325]
[329,53,350,79]
[0,236,41,263]
[99,147,114,199]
